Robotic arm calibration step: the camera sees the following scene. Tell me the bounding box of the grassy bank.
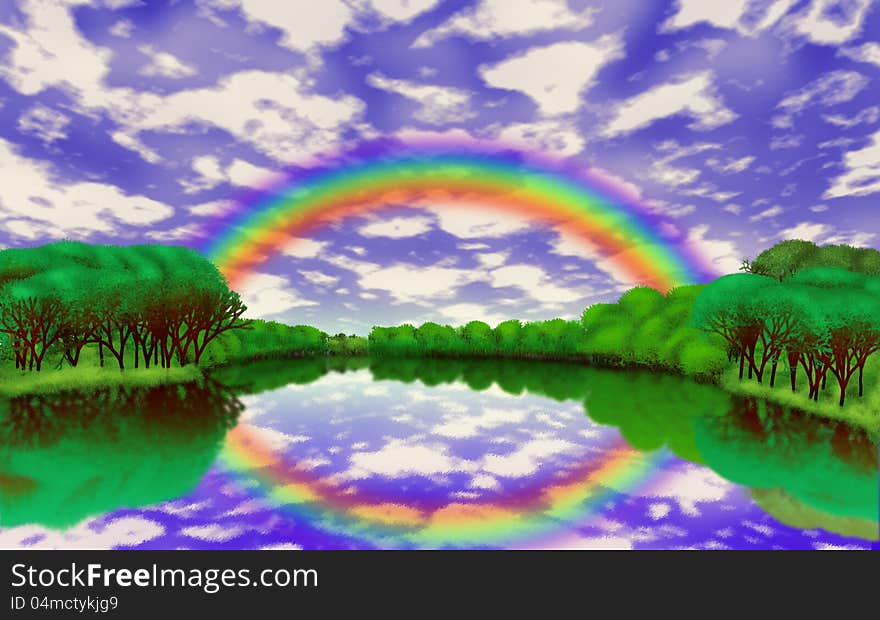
[718,361,880,435]
[0,364,201,399]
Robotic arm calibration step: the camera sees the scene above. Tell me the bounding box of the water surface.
[0,359,876,549]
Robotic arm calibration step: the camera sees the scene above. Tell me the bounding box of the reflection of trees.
[367,357,727,463]
[209,356,369,397]
[694,397,878,529]
[751,488,878,542]
[0,379,243,528]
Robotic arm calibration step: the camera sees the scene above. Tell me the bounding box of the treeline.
[693,268,880,407]
[365,286,728,382]
[202,321,368,366]
[580,285,727,380]
[743,239,880,280]
[0,242,247,371]
[368,318,587,360]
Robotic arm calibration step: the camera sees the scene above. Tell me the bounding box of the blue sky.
[0,0,879,333]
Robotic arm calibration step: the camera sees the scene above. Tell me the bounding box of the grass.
[718,358,880,435]
[0,344,202,398]
[0,365,202,398]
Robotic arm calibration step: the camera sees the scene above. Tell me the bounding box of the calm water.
[0,359,877,549]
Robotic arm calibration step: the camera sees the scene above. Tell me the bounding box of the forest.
[358,240,880,415]
[0,242,248,372]
[1,239,878,424]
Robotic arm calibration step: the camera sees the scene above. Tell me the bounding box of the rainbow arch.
[199,139,717,291]
[219,424,679,548]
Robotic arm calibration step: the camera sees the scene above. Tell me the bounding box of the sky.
[0,0,879,333]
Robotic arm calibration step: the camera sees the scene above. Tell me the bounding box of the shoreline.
[2,352,877,436]
[0,365,202,399]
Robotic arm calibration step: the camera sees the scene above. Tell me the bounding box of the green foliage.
[750,239,880,280]
[327,333,369,356]
[616,286,665,319]
[217,320,327,361]
[0,379,241,528]
[750,239,819,280]
[693,267,880,411]
[679,339,728,381]
[369,319,590,360]
[694,397,878,524]
[0,241,247,372]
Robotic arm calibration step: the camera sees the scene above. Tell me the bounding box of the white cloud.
[119,70,365,163]
[432,407,527,438]
[414,0,593,47]
[137,45,197,79]
[366,73,475,125]
[180,524,245,542]
[0,3,364,164]
[0,0,113,103]
[770,134,803,150]
[777,222,875,247]
[489,264,584,303]
[469,474,500,490]
[824,129,880,198]
[216,0,354,53]
[226,159,273,187]
[17,104,71,143]
[785,0,874,45]
[0,516,165,550]
[110,131,162,164]
[651,464,732,517]
[358,0,441,22]
[238,272,319,317]
[282,238,328,259]
[686,225,741,275]
[424,203,533,238]
[109,19,134,38]
[437,302,509,327]
[661,0,751,32]
[343,439,472,479]
[476,252,507,268]
[839,42,880,67]
[0,138,174,238]
[358,214,434,238]
[602,71,736,137]
[480,35,623,116]
[182,156,273,192]
[187,201,232,217]
[706,155,755,174]
[648,161,701,186]
[144,224,203,242]
[748,206,783,222]
[298,269,340,287]
[491,118,586,156]
[357,263,483,304]
[774,70,869,128]
[483,438,579,478]
[822,106,880,128]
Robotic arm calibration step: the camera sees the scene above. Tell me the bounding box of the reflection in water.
[694,397,878,539]
[0,358,876,549]
[0,380,242,528]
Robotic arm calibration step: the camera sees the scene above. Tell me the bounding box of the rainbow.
[200,139,718,291]
[218,424,679,549]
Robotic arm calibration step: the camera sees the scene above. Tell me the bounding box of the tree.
[691,274,777,381]
[459,321,495,356]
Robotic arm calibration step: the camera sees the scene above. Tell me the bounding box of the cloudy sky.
[0,0,878,333]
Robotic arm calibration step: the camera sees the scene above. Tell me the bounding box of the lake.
[0,358,877,549]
